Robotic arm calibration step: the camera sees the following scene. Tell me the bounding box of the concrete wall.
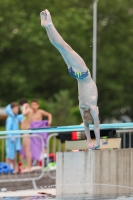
[56,149,133,197]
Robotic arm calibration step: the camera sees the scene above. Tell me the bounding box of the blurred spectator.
[30,98,52,151]
[31,99,52,150]
[30,120,49,164]
[19,98,52,170]
[19,98,33,172]
[30,99,52,126]
[5,102,23,170]
[30,99,52,163]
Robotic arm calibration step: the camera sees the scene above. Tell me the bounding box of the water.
[2,197,46,200]
[1,183,133,200]
[1,195,133,200]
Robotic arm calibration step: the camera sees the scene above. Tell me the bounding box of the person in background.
[30,99,52,157]
[19,98,52,169]
[30,99,52,126]
[5,102,23,170]
[19,98,33,172]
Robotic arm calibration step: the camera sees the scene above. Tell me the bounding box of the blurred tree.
[45,90,78,126]
[0,0,92,106]
[97,0,133,120]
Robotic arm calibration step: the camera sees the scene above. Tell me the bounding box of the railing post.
[47,133,58,179]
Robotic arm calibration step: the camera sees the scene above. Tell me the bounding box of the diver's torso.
[78,76,98,109]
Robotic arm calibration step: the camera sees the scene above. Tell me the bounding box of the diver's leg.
[40,10,88,71]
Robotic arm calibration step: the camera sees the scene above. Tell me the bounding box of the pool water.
[1,197,46,200]
[2,196,133,200]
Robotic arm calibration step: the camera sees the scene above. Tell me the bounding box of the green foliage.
[0,126,5,161]
[0,0,133,121]
[45,90,79,126]
[70,106,81,124]
[0,0,92,106]
[96,0,133,120]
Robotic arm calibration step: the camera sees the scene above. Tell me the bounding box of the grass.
[0,126,6,162]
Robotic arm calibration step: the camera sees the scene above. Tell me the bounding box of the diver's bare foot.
[40,9,52,27]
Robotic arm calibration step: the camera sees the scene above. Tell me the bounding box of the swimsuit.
[68,67,90,80]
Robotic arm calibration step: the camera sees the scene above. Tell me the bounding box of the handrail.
[0,123,133,135]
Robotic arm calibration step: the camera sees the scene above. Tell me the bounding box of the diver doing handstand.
[40,9,100,149]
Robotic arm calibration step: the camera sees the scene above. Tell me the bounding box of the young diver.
[40,9,100,149]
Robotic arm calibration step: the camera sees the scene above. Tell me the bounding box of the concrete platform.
[56,149,133,197]
[65,138,121,150]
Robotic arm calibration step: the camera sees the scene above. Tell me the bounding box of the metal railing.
[116,129,133,148]
[0,134,44,189]
[1,125,133,187]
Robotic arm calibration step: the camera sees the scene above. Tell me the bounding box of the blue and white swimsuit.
[68,67,90,79]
